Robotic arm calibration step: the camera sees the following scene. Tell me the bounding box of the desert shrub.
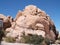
[0,30,5,41]
[44,38,50,45]
[20,34,44,44]
[4,37,16,43]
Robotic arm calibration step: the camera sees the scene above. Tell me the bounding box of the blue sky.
[0,0,60,31]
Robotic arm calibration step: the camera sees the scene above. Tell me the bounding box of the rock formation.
[0,14,13,30]
[2,5,58,42]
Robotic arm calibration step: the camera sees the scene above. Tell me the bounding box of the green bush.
[4,37,16,43]
[44,38,51,45]
[44,38,55,45]
[20,34,44,44]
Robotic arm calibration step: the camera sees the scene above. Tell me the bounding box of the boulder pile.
[0,5,58,42]
[0,14,13,30]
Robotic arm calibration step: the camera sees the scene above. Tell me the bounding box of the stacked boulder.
[0,14,14,30]
[5,5,58,42]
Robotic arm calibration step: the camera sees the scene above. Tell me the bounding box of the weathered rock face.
[0,14,13,30]
[5,5,58,42]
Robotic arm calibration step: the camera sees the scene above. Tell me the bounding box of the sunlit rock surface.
[2,5,58,42]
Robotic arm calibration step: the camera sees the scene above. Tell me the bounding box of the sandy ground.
[1,41,33,45]
[1,41,59,45]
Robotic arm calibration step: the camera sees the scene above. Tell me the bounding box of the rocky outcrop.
[5,5,58,42]
[3,16,14,30]
[0,14,13,30]
[0,14,6,19]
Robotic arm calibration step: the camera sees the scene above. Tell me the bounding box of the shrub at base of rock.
[3,37,16,43]
[20,34,44,44]
[0,30,5,42]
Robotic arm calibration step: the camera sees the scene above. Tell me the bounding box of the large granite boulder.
[5,5,58,42]
[0,14,13,30]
